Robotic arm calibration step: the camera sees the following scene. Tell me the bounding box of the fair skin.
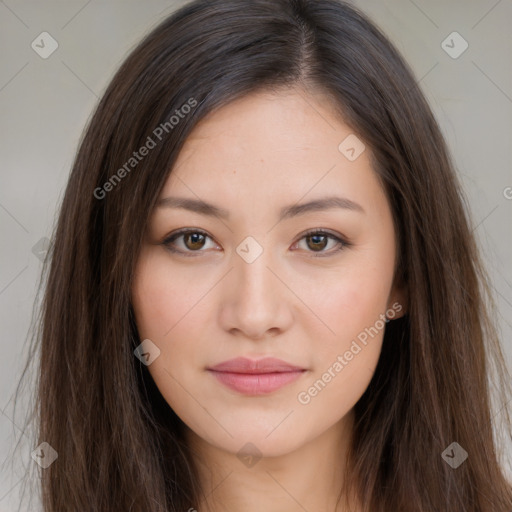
[131,86,407,512]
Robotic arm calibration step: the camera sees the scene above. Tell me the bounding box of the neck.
[185,409,357,512]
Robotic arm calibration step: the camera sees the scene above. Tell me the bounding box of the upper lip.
[207,357,305,374]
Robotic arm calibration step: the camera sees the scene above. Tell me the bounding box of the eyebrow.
[157,195,365,220]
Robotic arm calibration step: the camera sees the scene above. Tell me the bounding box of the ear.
[386,277,408,319]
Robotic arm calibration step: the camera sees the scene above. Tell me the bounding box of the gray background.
[1,0,511,509]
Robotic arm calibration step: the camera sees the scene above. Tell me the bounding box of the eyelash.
[161,228,351,258]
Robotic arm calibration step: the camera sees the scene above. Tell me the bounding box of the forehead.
[160,88,386,219]
[178,88,344,155]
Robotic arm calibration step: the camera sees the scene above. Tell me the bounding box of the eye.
[291,229,349,256]
[162,229,218,256]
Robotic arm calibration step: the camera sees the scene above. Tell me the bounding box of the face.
[131,87,406,458]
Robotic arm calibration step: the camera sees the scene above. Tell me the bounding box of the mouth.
[206,357,307,395]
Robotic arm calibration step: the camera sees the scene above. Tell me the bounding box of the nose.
[218,248,294,341]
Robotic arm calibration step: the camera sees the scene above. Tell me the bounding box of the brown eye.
[305,234,329,251]
[162,229,217,255]
[292,229,349,257]
[183,232,206,250]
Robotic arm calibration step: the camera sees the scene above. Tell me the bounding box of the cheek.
[131,251,203,384]
[296,246,395,406]
[131,252,213,433]
[307,264,392,353]
[132,250,209,338]
[295,277,387,423]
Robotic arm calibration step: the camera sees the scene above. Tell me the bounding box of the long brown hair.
[12,0,512,510]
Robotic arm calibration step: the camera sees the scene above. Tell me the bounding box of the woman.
[15,0,512,510]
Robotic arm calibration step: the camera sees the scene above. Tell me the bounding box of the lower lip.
[208,370,305,395]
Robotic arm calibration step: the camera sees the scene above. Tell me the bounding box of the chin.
[186,415,306,459]
[222,433,304,460]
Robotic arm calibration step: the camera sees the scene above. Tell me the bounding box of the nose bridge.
[221,236,291,338]
[234,238,276,307]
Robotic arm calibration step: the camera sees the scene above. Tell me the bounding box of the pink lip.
[207,357,306,395]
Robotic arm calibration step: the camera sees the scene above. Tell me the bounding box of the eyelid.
[292,228,350,257]
[161,227,351,257]
[162,228,219,256]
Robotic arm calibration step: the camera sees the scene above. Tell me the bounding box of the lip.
[207,357,306,395]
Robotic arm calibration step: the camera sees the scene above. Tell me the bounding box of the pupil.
[309,234,327,251]
[186,233,205,249]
